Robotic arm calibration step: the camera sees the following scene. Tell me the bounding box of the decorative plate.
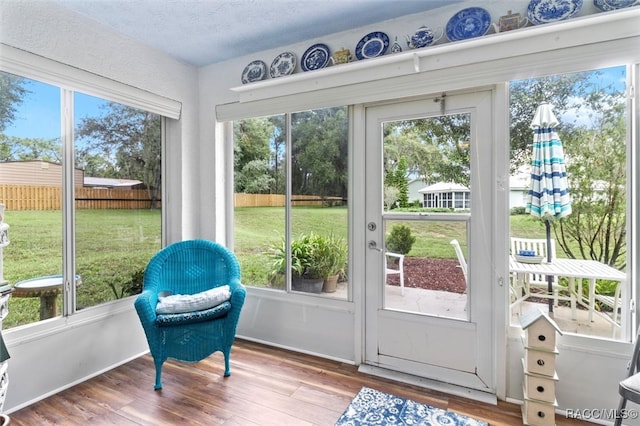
[241,60,267,84]
[527,0,583,25]
[300,43,331,72]
[270,52,296,78]
[355,31,390,60]
[445,7,492,42]
[593,0,638,11]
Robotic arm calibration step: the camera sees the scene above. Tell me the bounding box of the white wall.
[0,0,200,412]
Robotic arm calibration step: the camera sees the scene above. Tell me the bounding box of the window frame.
[0,46,177,325]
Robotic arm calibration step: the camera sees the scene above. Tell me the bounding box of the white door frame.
[361,89,499,394]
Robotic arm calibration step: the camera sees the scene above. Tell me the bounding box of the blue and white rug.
[335,387,489,426]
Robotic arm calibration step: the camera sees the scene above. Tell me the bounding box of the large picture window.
[233,107,349,299]
[0,71,163,328]
[508,65,631,340]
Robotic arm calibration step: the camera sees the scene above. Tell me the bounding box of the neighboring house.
[509,173,531,209]
[417,174,532,210]
[0,161,143,189]
[407,178,427,204]
[419,181,470,210]
[0,160,84,186]
[83,177,144,189]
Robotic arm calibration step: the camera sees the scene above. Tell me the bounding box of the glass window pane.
[291,107,348,298]
[509,66,628,340]
[234,108,349,300]
[0,73,63,327]
[233,115,286,289]
[74,93,161,310]
[382,113,471,320]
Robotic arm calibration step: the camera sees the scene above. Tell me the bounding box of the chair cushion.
[155,301,232,327]
[156,285,231,314]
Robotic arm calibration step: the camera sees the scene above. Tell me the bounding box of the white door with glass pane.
[364,90,495,392]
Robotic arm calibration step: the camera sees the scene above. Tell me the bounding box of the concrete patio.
[329,283,618,339]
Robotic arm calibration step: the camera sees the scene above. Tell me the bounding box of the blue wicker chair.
[134,239,246,390]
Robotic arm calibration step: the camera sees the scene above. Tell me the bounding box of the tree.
[510,69,627,268]
[0,134,61,162]
[234,117,274,193]
[384,186,399,211]
[384,156,409,208]
[383,114,471,188]
[0,72,29,133]
[291,107,348,199]
[395,157,409,207]
[236,159,275,193]
[75,102,162,208]
[556,90,626,268]
[509,72,589,172]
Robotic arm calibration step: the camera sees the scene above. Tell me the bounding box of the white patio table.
[509,256,626,325]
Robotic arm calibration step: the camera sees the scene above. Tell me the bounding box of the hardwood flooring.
[8,339,591,425]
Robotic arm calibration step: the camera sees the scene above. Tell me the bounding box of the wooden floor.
[8,339,591,425]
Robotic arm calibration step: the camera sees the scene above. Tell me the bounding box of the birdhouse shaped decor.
[520,309,562,426]
[524,347,558,377]
[522,310,561,351]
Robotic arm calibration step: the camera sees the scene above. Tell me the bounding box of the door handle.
[368,240,382,252]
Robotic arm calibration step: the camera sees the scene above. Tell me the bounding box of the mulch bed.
[389,257,580,309]
[385,257,466,293]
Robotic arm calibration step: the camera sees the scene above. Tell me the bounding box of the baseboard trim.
[357,364,498,406]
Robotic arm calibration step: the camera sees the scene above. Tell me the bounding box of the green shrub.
[386,224,416,255]
[510,206,527,215]
[109,268,145,299]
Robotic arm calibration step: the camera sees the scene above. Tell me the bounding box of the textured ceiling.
[53,0,462,67]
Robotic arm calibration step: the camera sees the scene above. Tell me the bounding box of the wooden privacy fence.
[0,185,158,210]
[1,185,343,210]
[234,193,344,207]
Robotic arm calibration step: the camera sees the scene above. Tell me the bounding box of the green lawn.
[3,209,161,328]
[0,207,562,327]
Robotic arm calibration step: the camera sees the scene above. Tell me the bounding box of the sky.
[3,65,628,141]
[4,80,109,141]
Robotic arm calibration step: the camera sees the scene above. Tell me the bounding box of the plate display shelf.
[225,10,640,111]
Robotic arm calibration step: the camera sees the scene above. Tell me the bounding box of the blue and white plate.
[445,7,492,42]
[241,60,267,84]
[593,0,638,11]
[527,0,583,25]
[355,31,389,60]
[270,52,296,78]
[301,43,331,72]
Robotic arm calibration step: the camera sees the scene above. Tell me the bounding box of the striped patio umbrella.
[525,102,572,313]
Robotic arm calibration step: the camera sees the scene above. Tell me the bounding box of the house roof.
[418,182,469,194]
[83,177,143,188]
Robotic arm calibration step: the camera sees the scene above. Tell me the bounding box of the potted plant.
[270,233,334,293]
[321,234,347,293]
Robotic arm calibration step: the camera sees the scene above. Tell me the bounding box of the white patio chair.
[595,280,623,336]
[450,239,468,285]
[385,252,405,296]
[450,239,469,313]
[510,237,564,305]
